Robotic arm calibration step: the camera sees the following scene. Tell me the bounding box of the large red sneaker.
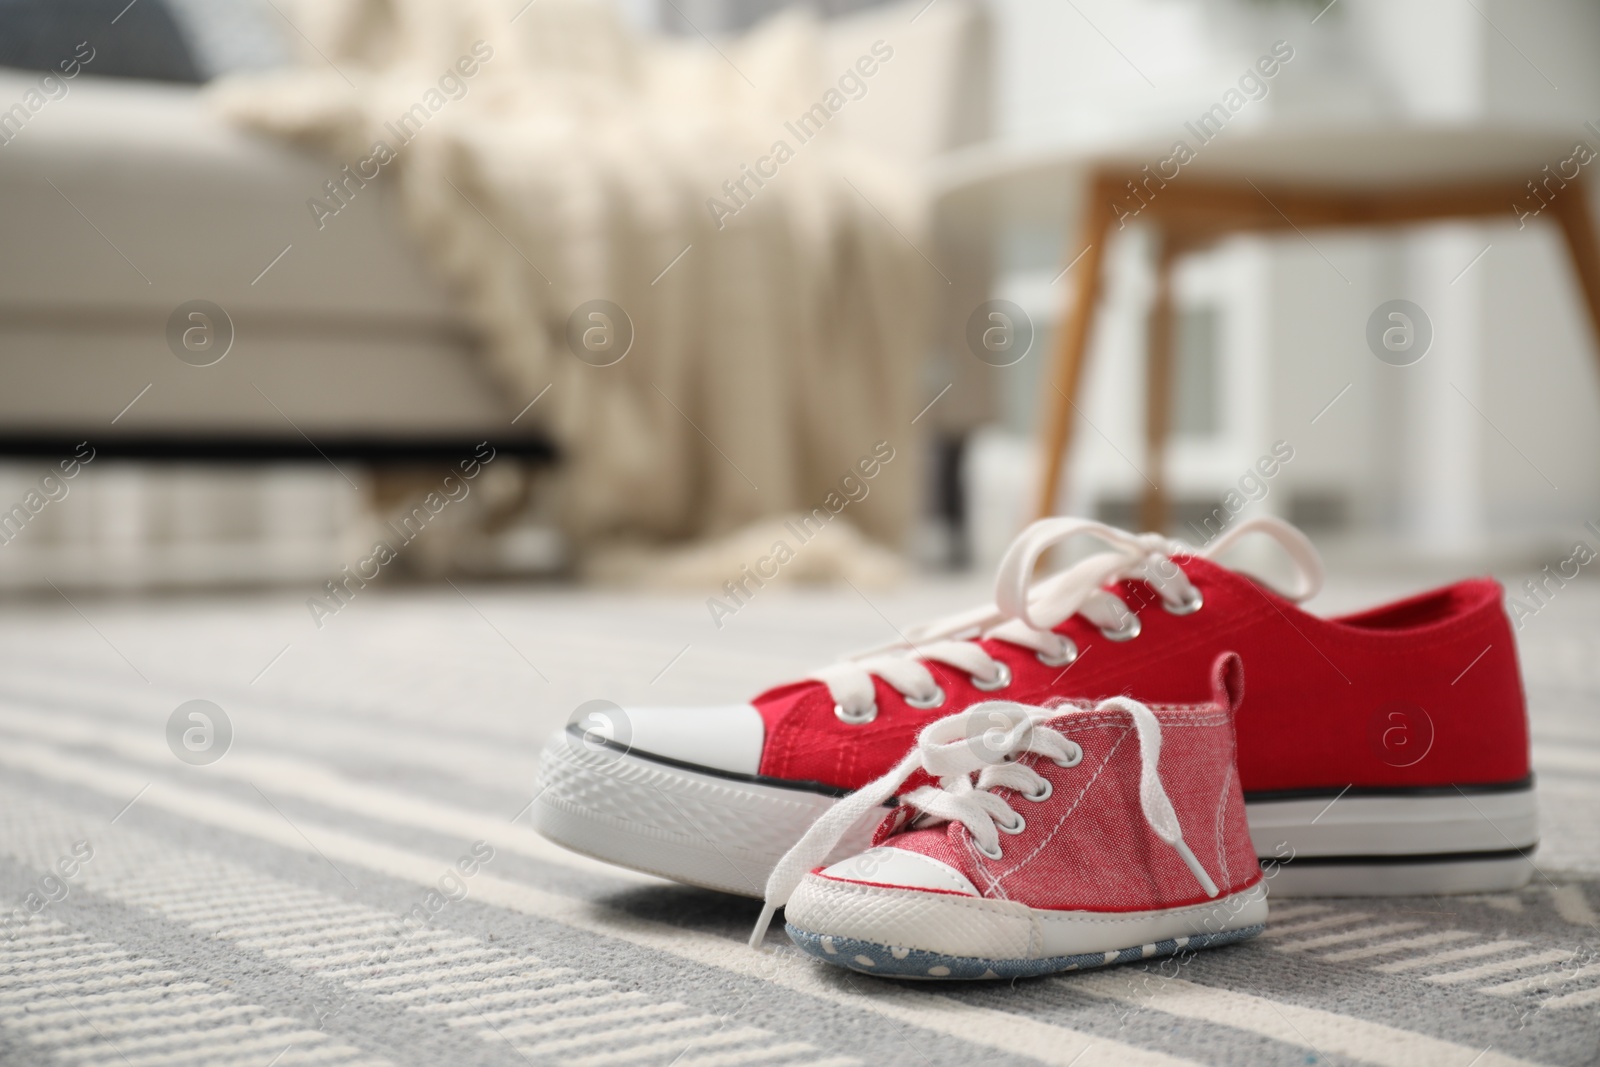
[533,517,1536,897]
[757,655,1266,979]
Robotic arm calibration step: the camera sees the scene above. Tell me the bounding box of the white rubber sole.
[784,879,1269,980]
[1246,787,1538,896]
[532,731,1538,897]
[531,730,876,895]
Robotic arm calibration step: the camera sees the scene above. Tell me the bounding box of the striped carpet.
[0,571,1596,1067]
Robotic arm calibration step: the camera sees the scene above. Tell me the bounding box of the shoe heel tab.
[1210,652,1245,717]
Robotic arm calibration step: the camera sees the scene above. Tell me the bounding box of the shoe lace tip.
[749,902,778,950]
[1173,839,1221,898]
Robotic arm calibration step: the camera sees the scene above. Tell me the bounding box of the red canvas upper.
[817,654,1263,912]
[753,553,1528,797]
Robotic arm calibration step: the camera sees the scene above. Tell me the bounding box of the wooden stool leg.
[1033,176,1115,521]
[1551,181,1600,371]
[1140,236,1179,533]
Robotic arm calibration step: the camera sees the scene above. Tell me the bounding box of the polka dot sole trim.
[784,922,1266,980]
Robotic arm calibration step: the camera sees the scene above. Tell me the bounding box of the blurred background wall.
[946,0,1600,572]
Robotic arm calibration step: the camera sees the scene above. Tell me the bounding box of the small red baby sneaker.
[753,654,1266,979]
[534,516,1535,899]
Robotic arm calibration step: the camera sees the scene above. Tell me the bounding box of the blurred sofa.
[0,69,503,437]
[0,0,993,588]
[0,0,990,439]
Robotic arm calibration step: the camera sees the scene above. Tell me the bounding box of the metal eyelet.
[998,813,1026,835]
[1053,742,1083,768]
[971,661,1012,692]
[977,840,1004,860]
[1035,640,1078,669]
[1099,611,1142,642]
[834,701,878,725]
[1163,588,1204,616]
[904,685,947,710]
[1023,779,1052,803]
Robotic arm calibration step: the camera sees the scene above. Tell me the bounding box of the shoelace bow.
[809,515,1322,721]
[750,696,1220,947]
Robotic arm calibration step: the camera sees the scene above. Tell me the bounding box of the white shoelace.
[749,696,1220,947]
[809,516,1322,722]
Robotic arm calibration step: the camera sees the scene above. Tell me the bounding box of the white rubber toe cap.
[820,847,979,896]
[607,704,766,776]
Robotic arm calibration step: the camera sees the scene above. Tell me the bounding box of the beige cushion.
[0,70,508,433]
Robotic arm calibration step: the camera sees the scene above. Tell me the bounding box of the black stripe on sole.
[562,724,855,798]
[1243,775,1534,803]
[1257,845,1537,867]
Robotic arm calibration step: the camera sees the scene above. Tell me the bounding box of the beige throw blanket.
[214,0,928,576]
